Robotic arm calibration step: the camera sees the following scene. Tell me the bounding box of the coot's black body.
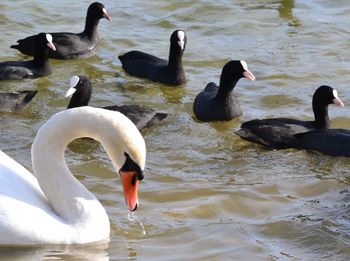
[119,30,187,85]
[235,85,344,149]
[193,60,255,122]
[0,33,55,80]
[0,91,37,112]
[11,2,111,59]
[66,75,167,130]
[294,129,350,157]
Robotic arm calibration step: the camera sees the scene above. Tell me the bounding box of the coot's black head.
[170,30,187,52]
[312,85,344,128]
[312,85,344,109]
[66,75,92,109]
[34,33,56,53]
[219,60,255,91]
[87,2,111,21]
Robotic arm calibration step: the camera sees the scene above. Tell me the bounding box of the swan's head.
[119,152,144,211]
[96,108,146,212]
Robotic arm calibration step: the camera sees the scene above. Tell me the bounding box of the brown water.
[0,0,349,260]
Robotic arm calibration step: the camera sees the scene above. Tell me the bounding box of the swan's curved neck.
[31,108,124,231]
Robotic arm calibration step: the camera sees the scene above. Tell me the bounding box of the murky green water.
[0,0,349,260]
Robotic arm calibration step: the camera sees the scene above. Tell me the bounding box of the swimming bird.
[66,75,168,130]
[0,33,55,80]
[193,60,255,122]
[118,30,187,85]
[10,2,111,59]
[235,85,344,149]
[0,91,37,112]
[293,129,350,157]
[0,106,146,245]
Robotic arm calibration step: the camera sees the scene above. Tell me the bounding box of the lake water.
[0,0,349,260]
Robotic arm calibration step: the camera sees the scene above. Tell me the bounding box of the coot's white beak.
[102,8,112,21]
[333,89,344,107]
[46,34,56,51]
[65,87,77,97]
[65,75,80,97]
[333,97,344,107]
[243,70,256,81]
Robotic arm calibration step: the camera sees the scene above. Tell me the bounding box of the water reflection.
[1,0,350,260]
[0,242,110,261]
[278,0,301,26]
[159,85,186,104]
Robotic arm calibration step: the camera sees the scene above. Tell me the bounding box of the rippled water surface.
[1,0,350,260]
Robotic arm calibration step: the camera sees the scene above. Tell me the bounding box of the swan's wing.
[0,151,45,200]
[0,151,58,244]
[0,151,87,245]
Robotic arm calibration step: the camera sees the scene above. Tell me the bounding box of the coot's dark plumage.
[235,85,344,149]
[10,2,111,59]
[294,129,350,157]
[118,30,187,85]
[0,91,37,112]
[66,75,167,130]
[0,33,55,80]
[193,60,255,122]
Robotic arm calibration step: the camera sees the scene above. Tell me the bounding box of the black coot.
[235,85,344,149]
[0,91,37,112]
[0,33,55,80]
[66,75,168,130]
[193,60,255,122]
[294,129,350,157]
[118,30,186,85]
[11,2,111,59]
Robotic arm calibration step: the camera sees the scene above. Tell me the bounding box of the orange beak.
[120,171,139,211]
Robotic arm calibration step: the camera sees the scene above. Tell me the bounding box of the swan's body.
[0,106,146,245]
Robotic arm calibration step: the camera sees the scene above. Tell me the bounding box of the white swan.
[0,106,146,245]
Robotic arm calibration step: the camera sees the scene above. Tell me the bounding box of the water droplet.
[125,210,147,236]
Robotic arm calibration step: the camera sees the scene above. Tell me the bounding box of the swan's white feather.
[0,151,72,244]
[0,106,146,245]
